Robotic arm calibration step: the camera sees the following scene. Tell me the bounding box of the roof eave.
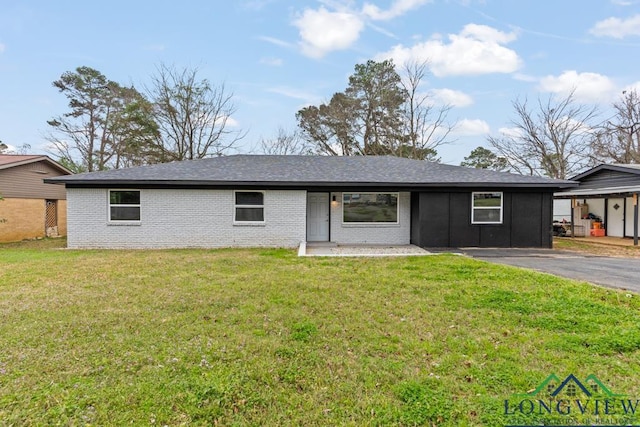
[570,164,640,181]
[45,178,577,189]
[0,156,73,175]
[555,184,640,198]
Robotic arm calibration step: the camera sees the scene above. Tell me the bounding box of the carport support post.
[634,193,638,246]
[570,197,576,238]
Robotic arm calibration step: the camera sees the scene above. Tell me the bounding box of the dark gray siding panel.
[479,226,510,246]
[579,170,640,189]
[511,193,542,247]
[412,190,554,248]
[418,193,450,247]
[541,192,553,247]
[410,192,420,244]
[0,162,68,199]
[449,192,480,246]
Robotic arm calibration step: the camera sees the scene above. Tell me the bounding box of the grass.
[555,236,640,257]
[1,239,640,425]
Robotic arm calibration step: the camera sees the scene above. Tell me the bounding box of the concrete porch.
[299,242,432,257]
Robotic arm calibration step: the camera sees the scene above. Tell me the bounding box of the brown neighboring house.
[0,155,72,242]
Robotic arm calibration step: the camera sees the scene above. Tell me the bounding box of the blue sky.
[1,0,640,165]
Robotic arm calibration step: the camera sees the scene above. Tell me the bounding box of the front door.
[607,198,625,237]
[307,193,329,242]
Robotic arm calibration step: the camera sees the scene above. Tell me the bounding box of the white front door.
[607,198,625,237]
[307,193,330,242]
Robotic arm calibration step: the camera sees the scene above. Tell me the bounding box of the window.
[472,192,502,224]
[234,191,264,222]
[343,193,398,223]
[109,190,140,221]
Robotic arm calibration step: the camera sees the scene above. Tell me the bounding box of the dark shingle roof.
[570,163,640,181]
[45,155,575,189]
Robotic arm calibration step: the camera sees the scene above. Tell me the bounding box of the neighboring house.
[0,155,72,242]
[555,163,640,244]
[45,155,575,249]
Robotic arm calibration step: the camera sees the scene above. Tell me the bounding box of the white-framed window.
[109,190,141,222]
[471,192,503,224]
[342,192,399,224]
[234,191,265,223]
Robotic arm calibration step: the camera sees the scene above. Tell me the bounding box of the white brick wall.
[67,188,307,249]
[329,191,411,245]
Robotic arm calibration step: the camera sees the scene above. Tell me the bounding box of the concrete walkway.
[300,242,432,257]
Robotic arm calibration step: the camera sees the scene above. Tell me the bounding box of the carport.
[555,164,640,246]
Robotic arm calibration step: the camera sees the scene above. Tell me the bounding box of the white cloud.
[293,7,365,58]
[376,24,521,77]
[362,0,431,21]
[1,143,17,152]
[452,119,490,136]
[260,57,283,66]
[430,88,473,107]
[258,35,294,48]
[590,14,640,38]
[513,73,538,82]
[460,23,518,44]
[288,1,432,59]
[266,86,318,102]
[498,127,523,138]
[214,116,240,128]
[567,117,596,136]
[0,43,5,53]
[539,70,616,103]
[367,22,398,39]
[624,81,640,93]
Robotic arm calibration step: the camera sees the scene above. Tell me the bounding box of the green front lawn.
[1,240,639,425]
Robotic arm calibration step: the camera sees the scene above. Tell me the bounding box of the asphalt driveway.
[451,248,640,293]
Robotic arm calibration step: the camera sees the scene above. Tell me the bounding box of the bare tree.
[487,91,599,179]
[400,61,456,161]
[258,127,312,155]
[148,64,245,161]
[591,89,640,164]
